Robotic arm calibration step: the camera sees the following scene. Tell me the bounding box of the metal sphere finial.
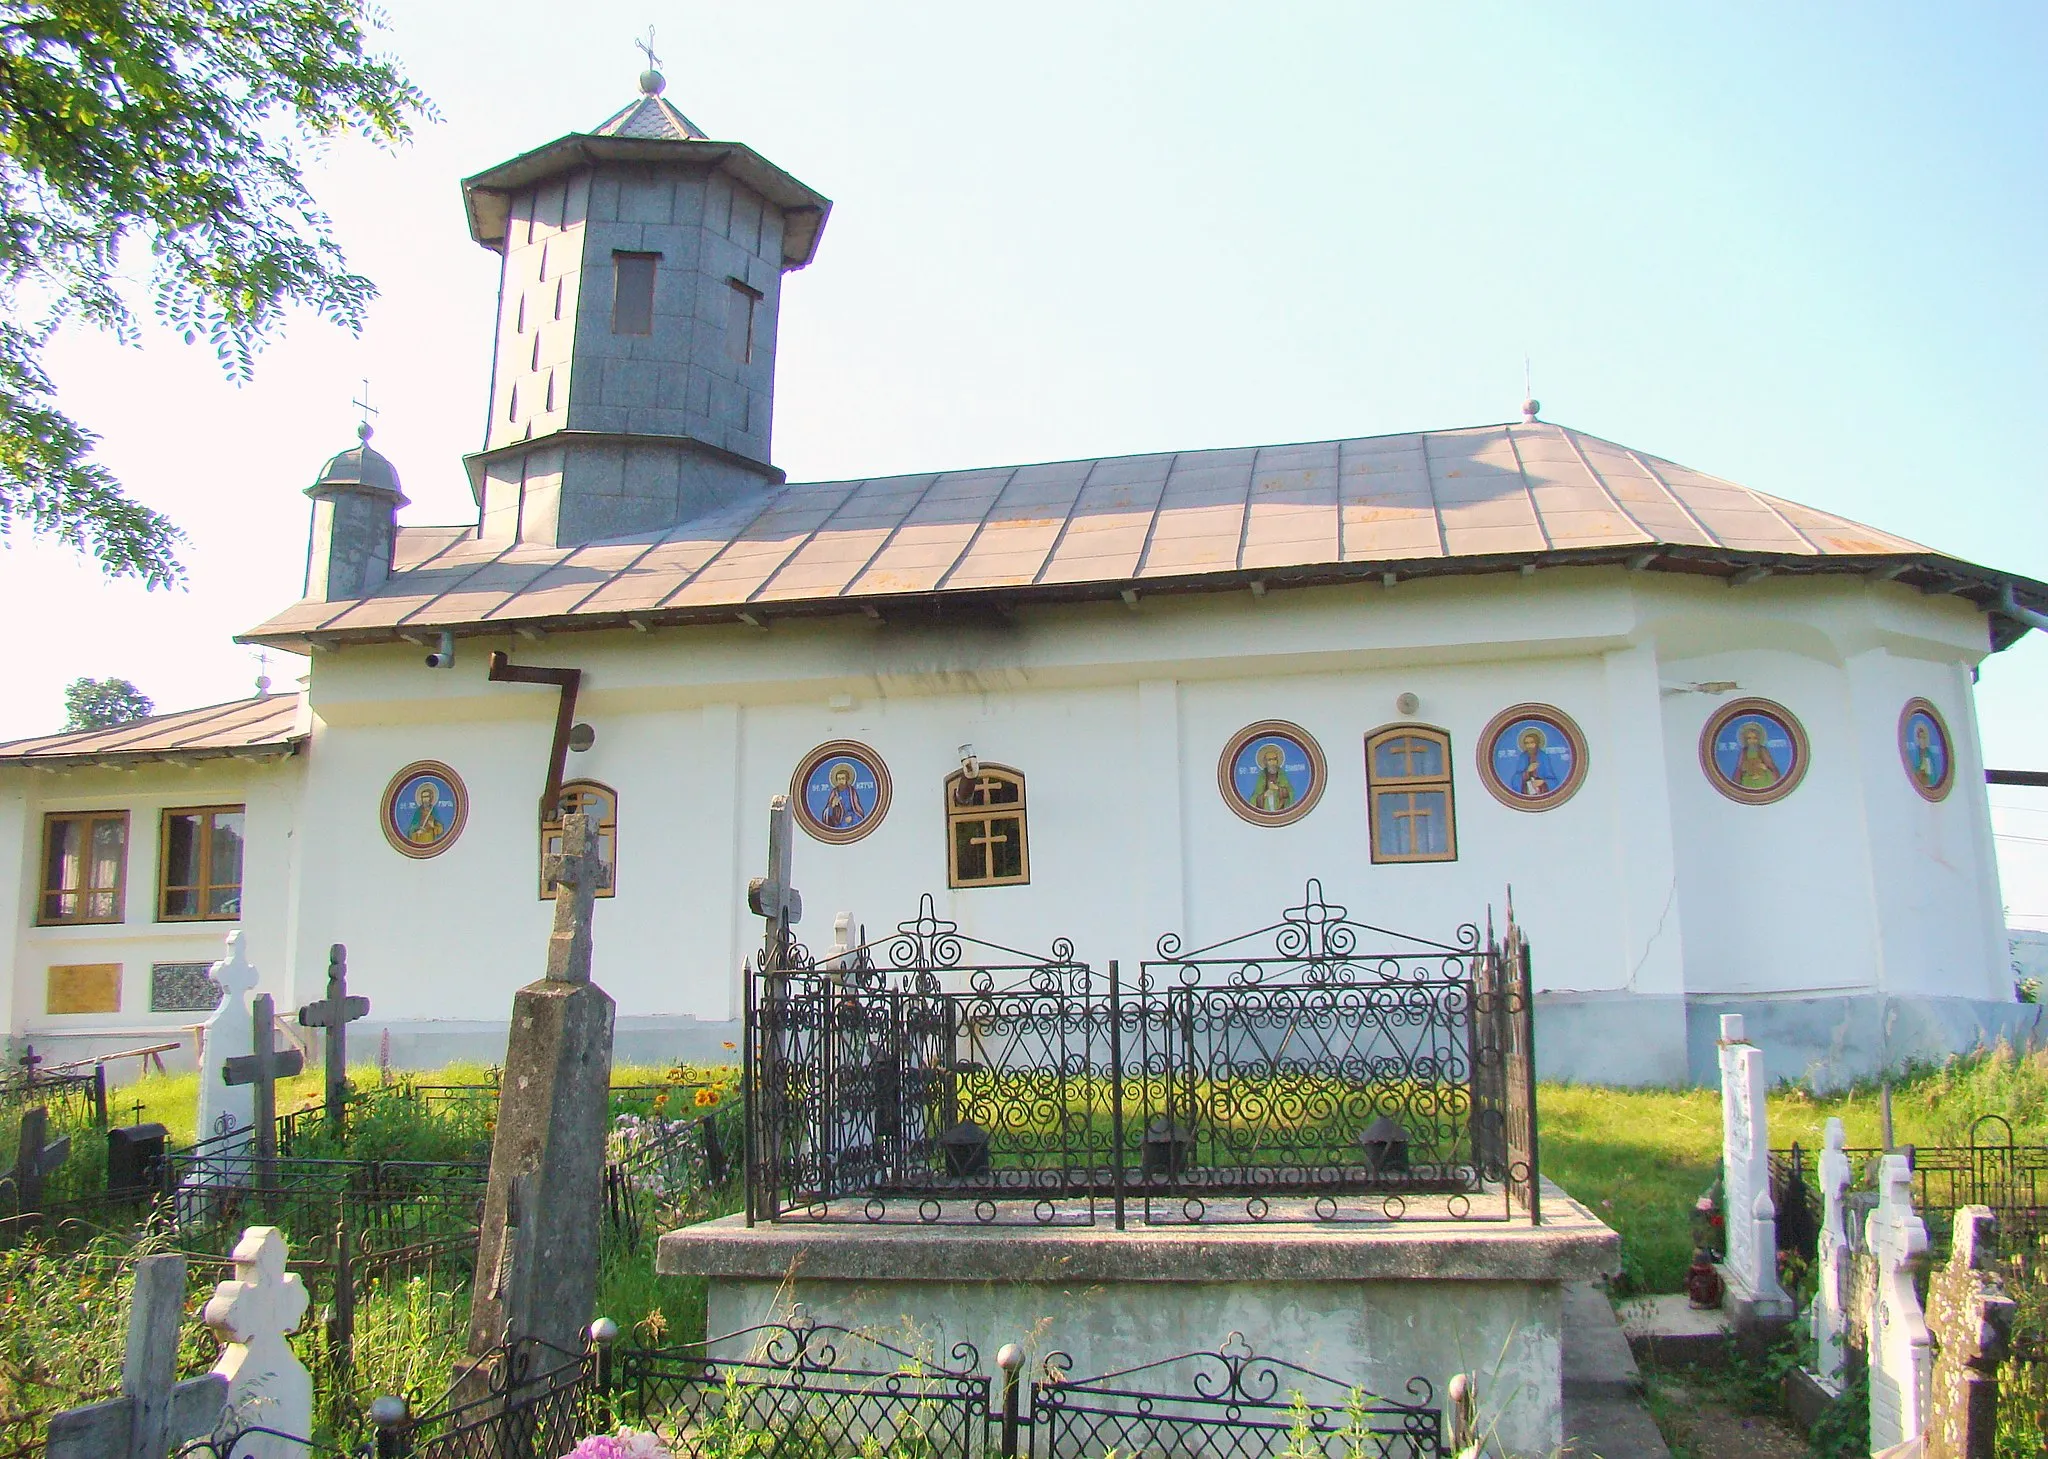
[1521,398,1541,425]
[356,419,374,442]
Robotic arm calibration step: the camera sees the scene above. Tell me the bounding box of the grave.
[296,943,369,1131]
[661,800,1619,1456]
[222,994,304,1190]
[1869,1152,1934,1451]
[1924,1206,2016,1459]
[46,1254,227,1459]
[1715,1014,1795,1332]
[202,1226,312,1459]
[192,933,260,1176]
[3,1106,70,1226]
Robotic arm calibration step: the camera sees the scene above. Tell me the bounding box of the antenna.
[351,378,379,442]
[1520,357,1540,426]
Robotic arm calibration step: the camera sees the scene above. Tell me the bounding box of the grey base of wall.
[367,1015,745,1072]
[1535,990,2046,1090]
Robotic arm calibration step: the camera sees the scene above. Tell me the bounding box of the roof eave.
[461,135,831,268]
[235,546,2048,657]
[0,738,307,773]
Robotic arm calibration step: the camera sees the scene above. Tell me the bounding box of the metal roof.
[240,421,2048,652]
[0,695,305,769]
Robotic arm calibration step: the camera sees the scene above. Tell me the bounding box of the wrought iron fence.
[1023,1332,1448,1459]
[372,1339,599,1459]
[746,882,1539,1227]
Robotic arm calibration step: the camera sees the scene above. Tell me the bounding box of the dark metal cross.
[222,994,304,1188]
[351,378,378,435]
[635,25,661,73]
[746,795,803,973]
[297,944,369,1130]
[6,1106,70,1224]
[18,1045,41,1085]
[542,812,608,984]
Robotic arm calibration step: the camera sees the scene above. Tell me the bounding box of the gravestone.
[3,1106,70,1225]
[193,933,261,1171]
[828,911,855,970]
[1924,1206,2015,1459]
[746,794,803,972]
[221,995,304,1190]
[202,1226,312,1459]
[1716,1014,1793,1326]
[465,812,615,1363]
[1813,1116,1854,1390]
[1867,1152,1932,1452]
[45,1253,228,1459]
[296,943,369,1130]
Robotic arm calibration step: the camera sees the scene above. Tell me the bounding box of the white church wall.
[0,756,303,1070]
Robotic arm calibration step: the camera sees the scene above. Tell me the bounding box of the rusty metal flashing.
[486,652,582,827]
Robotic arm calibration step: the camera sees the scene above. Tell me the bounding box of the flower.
[721,1041,737,1051]
[559,1429,672,1459]
[653,1092,669,1110]
[694,1087,720,1107]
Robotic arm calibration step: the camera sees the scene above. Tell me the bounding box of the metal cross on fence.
[746,794,804,973]
[297,944,369,1130]
[543,813,608,983]
[46,1254,227,1459]
[17,1044,40,1084]
[223,995,304,1188]
[4,1106,70,1226]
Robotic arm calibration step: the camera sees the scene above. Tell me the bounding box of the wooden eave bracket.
[487,651,582,827]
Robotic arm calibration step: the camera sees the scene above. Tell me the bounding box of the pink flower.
[561,1431,671,1459]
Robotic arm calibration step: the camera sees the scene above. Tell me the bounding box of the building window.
[945,766,1029,888]
[612,252,658,335]
[724,278,761,365]
[158,806,245,921]
[540,781,619,899]
[1365,726,1458,864]
[38,811,128,925]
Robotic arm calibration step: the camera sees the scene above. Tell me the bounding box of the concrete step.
[1560,1281,1672,1459]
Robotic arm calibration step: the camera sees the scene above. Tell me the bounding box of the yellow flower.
[694,1087,719,1107]
[653,1092,669,1110]
[721,1041,737,1051]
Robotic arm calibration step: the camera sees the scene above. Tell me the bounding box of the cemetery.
[0,805,2034,1458]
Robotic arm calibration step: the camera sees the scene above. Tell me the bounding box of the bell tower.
[460,61,830,547]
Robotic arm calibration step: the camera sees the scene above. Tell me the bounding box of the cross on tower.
[746,795,804,973]
[635,25,661,73]
[350,378,378,438]
[5,1106,70,1224]
[296,945,369,1130]
[543,813,609,983]
[222,995,304,1189]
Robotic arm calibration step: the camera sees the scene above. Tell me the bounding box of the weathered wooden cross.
[296,943,369,1129]
[543,813,608,983]
[1925,1205,2017,1459]
[223,994,304,1189]
[46,1253,227,1459]
[5,1106,70,1226]
[746,794,803,972]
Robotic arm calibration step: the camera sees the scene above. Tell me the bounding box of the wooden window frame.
[37,810,129,926]
[157,805,246,923]
[539,780,619,900]
[1364,725,1459,865]
[944,765,1030,889]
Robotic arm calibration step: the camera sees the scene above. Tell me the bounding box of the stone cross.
[1716,1014,1792,1321]
[542,813,607,983]
[45,1254,228,1459]
[1813,1116,1854,1389]
[222,995,304,1190]
[1867,1152,1932,1452]
[296,944,368,1129]
[202,1226,311,1459]
[1924,1206,2016,1459]
[4,1106,70,1224]
[746,795,803,973]
[194,932,261,1165]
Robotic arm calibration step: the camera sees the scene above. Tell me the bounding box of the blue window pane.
[1377,790,1449,857]
[1373,735,1444,780]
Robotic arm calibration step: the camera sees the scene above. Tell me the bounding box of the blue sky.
[2,2,2043,922]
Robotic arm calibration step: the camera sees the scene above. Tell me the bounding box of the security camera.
[423,631,455,670]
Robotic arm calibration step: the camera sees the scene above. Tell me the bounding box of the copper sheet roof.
[242,421,2034,650]
[0,695,304,768]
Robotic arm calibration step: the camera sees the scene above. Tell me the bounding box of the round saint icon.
[381,761,469,858]
[1699,699,1809,805]
[792,741,892,844]
[1897,698,1954,802]
[1477,705,1588,811]
[1217,721,1326,826]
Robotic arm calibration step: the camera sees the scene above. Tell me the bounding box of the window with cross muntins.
[1365,725,1458,864]
[944,765,1029,888]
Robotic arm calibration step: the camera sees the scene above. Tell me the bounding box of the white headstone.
[1717,1015,1792,1316]
[193,934,260,1176]
[828,911,855,970]
[1812,1116,1853,1389]
[1866,1153,1931,1452]
[202,1226,311,1459]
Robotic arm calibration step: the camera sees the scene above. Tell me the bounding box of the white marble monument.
[202,1226,312,1459]
[193,934,259,1175]
[1866,1153,1932,1452]
[1717,1014,1794,1324]
[1812,1116,1854,1391]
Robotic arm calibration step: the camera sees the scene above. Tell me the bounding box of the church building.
[3,74,2043,1087]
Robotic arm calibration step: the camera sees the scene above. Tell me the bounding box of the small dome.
[308,426,408,504]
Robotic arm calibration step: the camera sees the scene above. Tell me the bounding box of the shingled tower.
[459,63,830,547]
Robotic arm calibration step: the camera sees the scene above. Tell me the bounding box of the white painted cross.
[46,1254,228,1459]
[542,812,607,984]
[1813,1116,1854,1389]
[1716,1014,1792,1317]
[1866,1152,1931,1452]
[203,1226,312,1459]
[194,933,261,1166]
[746,795,803,972]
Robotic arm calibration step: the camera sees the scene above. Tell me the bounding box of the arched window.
[1364,726,1457,864]
[539,780,619,899]
[945,765,1029,888]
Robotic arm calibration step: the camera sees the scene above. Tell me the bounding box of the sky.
[1,2,2044,926]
